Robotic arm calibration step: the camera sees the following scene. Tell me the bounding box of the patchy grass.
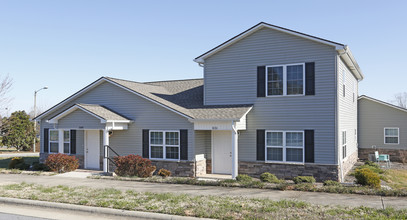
[383,169,407,190]
[0,156,39,169]
[0,182,406,219]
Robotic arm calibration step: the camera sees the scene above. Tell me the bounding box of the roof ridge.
[104,76,165,88]
[144,78,203,84]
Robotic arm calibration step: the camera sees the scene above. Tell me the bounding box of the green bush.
[354,168,380,188]
[355,162,384,174]
[260,172,279,183]
[236,174,252,182]
[365,160,379,168]
[293,176,316,184]
[323,180,341,186]
[8,157,26,169]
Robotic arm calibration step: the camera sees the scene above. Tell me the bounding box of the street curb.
[0,197,208,220]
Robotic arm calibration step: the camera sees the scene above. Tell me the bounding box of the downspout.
[335,55,343,182]
[231,121,238,179]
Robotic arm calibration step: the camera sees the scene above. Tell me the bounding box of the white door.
[85,130,100,170]
[212,130,232,174]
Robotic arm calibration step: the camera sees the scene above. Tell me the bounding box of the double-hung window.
[384,128,399,144]
[342,131,347,159]
[266,131,304,163]
[266,63,305,96]
[150,131,180,160]
[49,130,59,153]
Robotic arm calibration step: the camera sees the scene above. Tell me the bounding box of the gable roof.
[49,103,132,123]
[35,77,253,122]
[358,95,407,114]
[194,22,363,80]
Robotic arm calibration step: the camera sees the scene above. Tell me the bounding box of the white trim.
[384,127,399,145]
[48,129,59,154]
[358,95,407,114]
[265,130,305,164]
[341,130,347,159]
[63,130,70,154]
[265,63,305,97]
[149,130,180,161]
[194,22,345,63]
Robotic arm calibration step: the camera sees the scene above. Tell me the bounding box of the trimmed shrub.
[114,154,156,178]
[365,160,380,168]
[236,174,252,182]
[354,168,381,188]
[293,176,316,184]
[157,168,171,177]
[323,180,341,186]
[355,161,384,174]
[260,172,279,183]
[8,157,25,169]
[45,154,79,173]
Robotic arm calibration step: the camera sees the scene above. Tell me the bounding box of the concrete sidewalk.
[0,174,405,210]
[0,152,39,158]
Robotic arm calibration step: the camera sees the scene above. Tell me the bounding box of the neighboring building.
[34,22,364,181]
[358,95,407,162]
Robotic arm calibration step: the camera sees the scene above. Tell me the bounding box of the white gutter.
[337,46,364,81]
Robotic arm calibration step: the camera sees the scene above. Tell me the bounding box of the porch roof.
[48,103,132,123]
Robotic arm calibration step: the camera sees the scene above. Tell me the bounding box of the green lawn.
[0,156,39,169]
[383,169,407,190]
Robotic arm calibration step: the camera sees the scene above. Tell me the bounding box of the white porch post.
[103,128,109,172]
[231,127,239,179]
[58,129,64,153]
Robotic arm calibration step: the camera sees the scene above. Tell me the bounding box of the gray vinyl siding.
[337,56,359,162]
[57,109,104,130]
[195,130,211,159]
[40,81,195,160]
[39,123,85,155]
[204,27,338,164]
[358,98,407,150]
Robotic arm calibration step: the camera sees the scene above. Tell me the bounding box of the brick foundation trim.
[359,148,407,163]
[238,161,339,182]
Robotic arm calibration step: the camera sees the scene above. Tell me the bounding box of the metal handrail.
[104,145,119,173]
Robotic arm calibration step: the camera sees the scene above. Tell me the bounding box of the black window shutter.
[256,129,265,161]
[305,62,315,95]
[70,130,76,154]
[180,129,188,160]
[43,128,49,153]
[305,130,315,163]
[257,66,266,97]
[142,129,149,158]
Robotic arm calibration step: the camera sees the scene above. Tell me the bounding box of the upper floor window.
[266,63,305,96]
[150,130,180,160]
[384,128,399,144]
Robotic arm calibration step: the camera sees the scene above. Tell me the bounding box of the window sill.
[265,161,304,165]
[150,158,181,162]
[265,94,305,98]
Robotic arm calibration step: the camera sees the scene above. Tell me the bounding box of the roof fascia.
[48,104,106,124]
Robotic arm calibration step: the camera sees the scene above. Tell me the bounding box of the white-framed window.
[384,128,399,144]
[265,131,304,163]
[342,130,347,159]
[149,130,180,160]
[266,63,305,96]
[49,129,59,153]
[63,130,70,154]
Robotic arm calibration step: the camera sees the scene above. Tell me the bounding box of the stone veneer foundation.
[359,148,407,163]
[340,150,358,181]
[150,160,196,177]
[238,161,340,182]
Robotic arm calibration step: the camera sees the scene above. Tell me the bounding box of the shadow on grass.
[0,157,39,169]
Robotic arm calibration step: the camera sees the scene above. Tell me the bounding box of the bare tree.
[394,92,407,109]
[0,74,13,107]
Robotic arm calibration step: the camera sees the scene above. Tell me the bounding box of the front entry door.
[85,130,100,170]
[212,130,232,174]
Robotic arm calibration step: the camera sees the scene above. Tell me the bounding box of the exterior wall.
[239,162,339,182]
[358,98,407,156]
[57,109,104,130]
[194,130,211,160]
[203,27,338,164]
[359,148,407,163]
[39,81,195,161]
[337,56,359,177]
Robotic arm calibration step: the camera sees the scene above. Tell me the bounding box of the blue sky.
[1,1,406,115]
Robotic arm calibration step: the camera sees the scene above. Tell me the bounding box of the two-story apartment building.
[34,22,363,181]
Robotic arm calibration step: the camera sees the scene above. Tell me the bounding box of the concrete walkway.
[0,152,39,158]
[0,174,405,210]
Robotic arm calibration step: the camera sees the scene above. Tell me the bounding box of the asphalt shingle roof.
[105,77,252,120]
[76,103,131,121]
